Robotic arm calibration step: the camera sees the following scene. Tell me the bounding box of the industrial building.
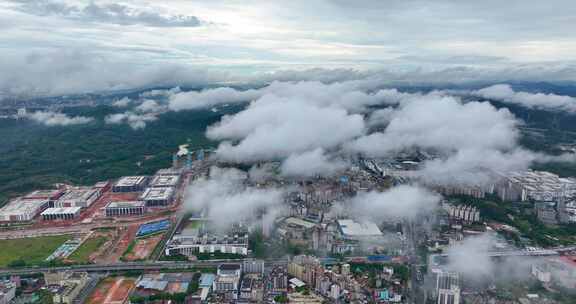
[140,187,174,206]
[105,201,146,217]
[54,187,100,208]
[41,207,82,221]
[23,189,65,207]
[149,174,180,188]
[165,231,249,257]
[156,168,183,176]
[93,181,111,193]
[134,273,193,296]
[112,176,148,193]
[0,198,50,222]
[337,219,383,239]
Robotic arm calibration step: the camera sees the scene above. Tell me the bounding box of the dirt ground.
[87,277,135,304]
[123,234,163,261]
[105,224,138,263]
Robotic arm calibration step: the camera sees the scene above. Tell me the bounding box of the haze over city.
[0,1,576,304]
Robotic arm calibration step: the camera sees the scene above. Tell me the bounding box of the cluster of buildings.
[287,255,404,303]
[44,271,94,304]
[0,280,16,304]
[185,261,267,302]
[0,184,107,223]
[104,169,182,217]
[531,256,576,290]
[441,202,481,225]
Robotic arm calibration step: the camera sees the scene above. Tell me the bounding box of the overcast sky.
[2,0,576,97]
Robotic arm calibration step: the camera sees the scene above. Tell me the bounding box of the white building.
[55,188,100,208]
[214,264,242,300]
[140,187,174,206]
[112,176,148,192]
[436,272,460,304]
[105,201,146,217]
[165,233,249,256]
[149,175,180,188]
[0,198,49,222]
[243,260,265,275]
[41,207,82,221]
[23,189,65,207]
[442,203,481,224]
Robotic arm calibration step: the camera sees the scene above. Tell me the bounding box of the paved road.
[0,259,289,276]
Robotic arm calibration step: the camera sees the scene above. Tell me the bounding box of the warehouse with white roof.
[112,176,149,192]
[140,187,174,206]
[0,198,50,222]
[41,207,82,220]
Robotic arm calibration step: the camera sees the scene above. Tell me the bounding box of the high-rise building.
[436,271,460,304]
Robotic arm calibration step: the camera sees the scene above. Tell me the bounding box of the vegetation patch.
[68,235,108,264]
[0,235,71,267]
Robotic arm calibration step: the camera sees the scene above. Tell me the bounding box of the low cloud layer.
[183,167,285,231]
[207,94,365,162]
[168,87,260,111]
[12,0,204,27]
[474,84,576,113]
[25,111,93,126]
[280,148,347,178]
[346,185,440,221]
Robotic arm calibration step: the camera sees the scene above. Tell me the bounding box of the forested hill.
[0,105,232,206]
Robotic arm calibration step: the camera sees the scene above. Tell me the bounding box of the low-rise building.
[54,188,100,208]
[48,272,89,304]
[165,233,249,257]
[41,207,82,221]
[0,198,49,222]
[23,189,65,207]
[105,201,146,217]
[112,176,148,193]
[149,175,180,188]
[134,273,193,296]
[140,187,174,206]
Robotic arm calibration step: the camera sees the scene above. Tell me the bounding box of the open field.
[68,235,109,264]
[86,277,135,304]
[0,235,71,267]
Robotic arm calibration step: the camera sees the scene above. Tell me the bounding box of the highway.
[0,258,289,276]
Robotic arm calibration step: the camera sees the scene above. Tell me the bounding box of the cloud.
[207,94,365,162]
[104,112,157,130]
[183,166,285,231]
[168,87,261,111]
[0,49,230,99]
[345,185,440,221]
[280,148,347,178]
[135,99,164,113]
[474,84,576,112]
[25,111,93,126]
[12,0,205,27]
[348,95,519,156]
[112,97,131,107]
[445,233,496,281]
